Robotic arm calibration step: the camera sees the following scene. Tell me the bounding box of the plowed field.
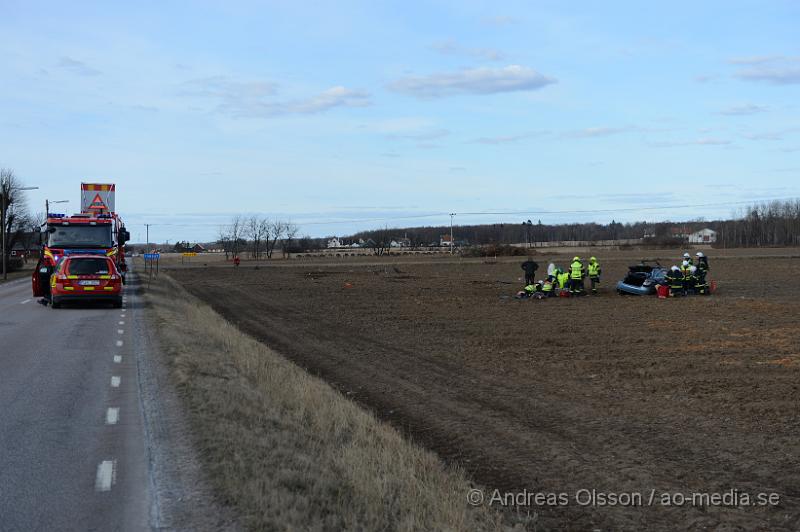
[169,249,800,530]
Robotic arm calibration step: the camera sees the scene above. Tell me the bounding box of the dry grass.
[144,274,511,531]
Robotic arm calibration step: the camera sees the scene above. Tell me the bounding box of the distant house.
[390,237,411,248]
[191,243,205,253]
[440,234,453,247]
[688,228,717,244]
[670,225,692,239]
[327,237,343,248]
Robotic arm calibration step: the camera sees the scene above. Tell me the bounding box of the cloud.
[429,40,505,62]
[567,126,632,138]
[388,65,556,99]
[649,138,732,148]
[56,56,101,76]
[183,77,370,117]
[731,56,800,85]
[469,131,547,145]
[718,103,768,116]
[265,86,371,116]
[386,128,449,141]
[183,75,276,101]
[729,55,786,65]
[743,128,798,141]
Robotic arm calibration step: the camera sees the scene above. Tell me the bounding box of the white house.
[688,228,717,244]
[327,237,343,248]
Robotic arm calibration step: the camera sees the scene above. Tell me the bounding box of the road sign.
[81,183,115,213]
[181,252,197,257]
[143,253,160,260]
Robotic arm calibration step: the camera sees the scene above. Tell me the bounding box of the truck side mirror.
[119,229,130,244]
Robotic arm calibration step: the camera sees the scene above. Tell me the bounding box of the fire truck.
[32,183,130,297]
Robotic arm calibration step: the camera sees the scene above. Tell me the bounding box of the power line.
[131,196,798,229]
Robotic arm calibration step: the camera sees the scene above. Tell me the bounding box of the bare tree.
[265,220,285,259]
[281,222,299,258]
[220,215,246,259]
[246,215,269,260]
[1,168,34,274]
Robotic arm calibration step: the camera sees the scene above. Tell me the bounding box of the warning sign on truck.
[81,183,115,214]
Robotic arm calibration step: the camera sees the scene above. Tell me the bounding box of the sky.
[1,0,799,243]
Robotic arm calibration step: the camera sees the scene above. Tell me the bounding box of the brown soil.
[169,250,800,531]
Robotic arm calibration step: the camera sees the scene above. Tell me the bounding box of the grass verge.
[144,273,511,531]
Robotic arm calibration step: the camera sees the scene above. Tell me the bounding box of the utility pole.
[45,199,69,217]
[449,213,456,254]
[145,224,152,252]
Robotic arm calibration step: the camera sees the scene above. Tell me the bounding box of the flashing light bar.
[49,213,66,218]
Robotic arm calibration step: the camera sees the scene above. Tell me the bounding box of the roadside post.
[181,251,196,265]
[144,252,160,279]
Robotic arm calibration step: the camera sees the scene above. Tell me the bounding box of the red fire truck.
[32,183,130,298]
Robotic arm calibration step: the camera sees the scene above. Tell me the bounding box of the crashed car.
[616,262,667,295]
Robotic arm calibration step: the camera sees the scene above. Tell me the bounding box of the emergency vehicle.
[32,183,130,298]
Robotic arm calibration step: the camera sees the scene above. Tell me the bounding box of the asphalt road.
[0,270,231,531]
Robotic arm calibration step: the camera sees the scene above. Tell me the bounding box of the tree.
[265,220,285,259]
[281,222,299,258]
[1,168,34,275]
[219,215,246,259]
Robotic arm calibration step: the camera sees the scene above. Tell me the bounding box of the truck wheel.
[51,298,61,309]
[113,298,123,308]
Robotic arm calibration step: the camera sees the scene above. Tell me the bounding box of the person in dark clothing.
[521,257,539,286]
[36,263,53,306]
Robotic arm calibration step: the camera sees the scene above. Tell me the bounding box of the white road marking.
[95,460,116,491]
[20,299,31,304]
[116,340,123,347]
[113,355,122,364]
[120,313,126,318]
[117,329,124,334]
[118,321,124,325]
[111,376,121,388]
[106,407,119,425]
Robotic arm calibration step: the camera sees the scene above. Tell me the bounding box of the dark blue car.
[616,263,668,295]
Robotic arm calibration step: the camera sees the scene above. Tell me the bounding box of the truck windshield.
[48,224,113,248]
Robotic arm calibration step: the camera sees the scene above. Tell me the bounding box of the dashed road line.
[95,460,117,492]
[111,376,121,388]
[113,355,122,364]
[20,299,31,304]
[116,340,123,347]
[106,408,119,425]
[118,321,125,325]
[117,329,124,335]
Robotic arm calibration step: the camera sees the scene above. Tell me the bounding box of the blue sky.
[2,0,799,242]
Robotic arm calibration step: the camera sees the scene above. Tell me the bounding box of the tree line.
[217,215,301,259]
[217,199,800,257]
[347,200,800,250]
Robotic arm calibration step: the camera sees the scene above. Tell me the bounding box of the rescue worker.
[542,278,555,297]
[36,262,54,306]
[695,251,709,273]
[682,252,693,266]
[694,252,709,294]
[667,265,684,296]
[694,265,709,295]
[680,260,693,294]
[521,257,539,286]
[557,269,570,294]
[569,256,585,295]
[687,265,699,294]
[587,256,602,294]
